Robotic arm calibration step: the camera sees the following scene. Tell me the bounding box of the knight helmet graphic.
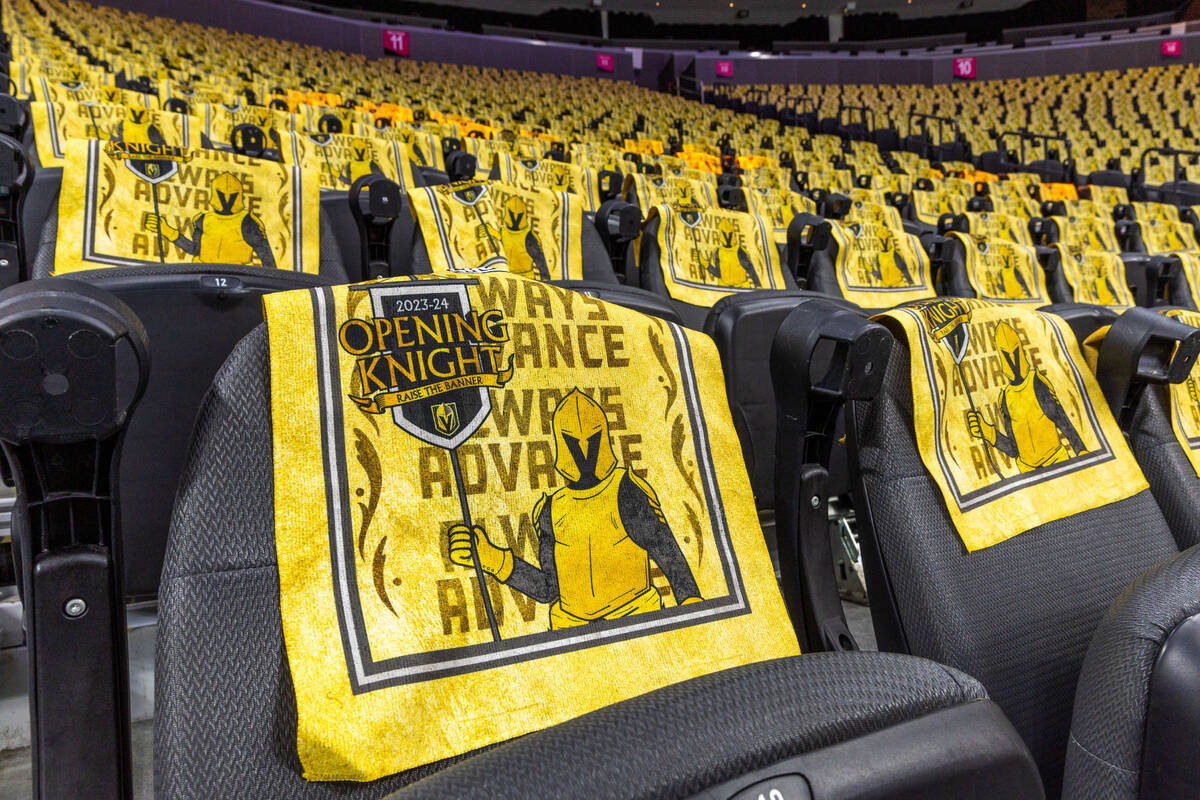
[447,388,703,630]
[966,321,1087,472]
[142,171,277,268]
[499,195,549,280]
[872,227,914,287]
[706,218,760,288]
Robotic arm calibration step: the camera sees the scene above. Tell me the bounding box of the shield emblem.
[367,281,493,450]
[452,184,487,206]
[123,157,178,184]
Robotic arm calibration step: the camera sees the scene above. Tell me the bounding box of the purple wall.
[86,0,1200,89]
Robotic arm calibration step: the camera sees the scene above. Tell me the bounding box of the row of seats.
[1,1,1199,799]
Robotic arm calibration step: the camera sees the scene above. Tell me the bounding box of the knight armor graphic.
[966,321,1087,471]
[447,389,701,629]
[499,195,549,280]
[142,171,276,268]
[707,218,760,288]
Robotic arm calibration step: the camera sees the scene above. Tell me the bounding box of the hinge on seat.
[0,279,150,800]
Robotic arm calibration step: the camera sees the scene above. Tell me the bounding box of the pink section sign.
[715,60,734,78]
[1162,39,1182,57]
[596,53,614,72]
[383,29,409,56]
[953,56,976,79]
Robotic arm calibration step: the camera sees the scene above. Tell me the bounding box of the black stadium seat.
[0,278,1040,800]
[6,1,1200,798]
[772,298,1200,798]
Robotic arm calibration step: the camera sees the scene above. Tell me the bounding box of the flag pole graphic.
[449,446,502,643]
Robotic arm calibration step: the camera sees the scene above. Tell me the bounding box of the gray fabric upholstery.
[1063,544,1200,800]
[158,323,994,799]
[1127,385,1200,549]
[851,339,1179,797]
[30,184,349,282]
[389,652,989,800]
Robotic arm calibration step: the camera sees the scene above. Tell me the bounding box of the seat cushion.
[389,651,989,800]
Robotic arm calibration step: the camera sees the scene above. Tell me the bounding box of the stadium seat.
[0,277,1042,799]
[407,178,620,284]
[638,203,796,328]
[771,297,1200,797]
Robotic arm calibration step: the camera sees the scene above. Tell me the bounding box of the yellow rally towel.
[264,274,799,780]
[287,131,414,192]
[963,211,1032,246]
[53,139,319,274]
[409,180,583,281]
[1159,307,1200,477]
[1054,245,1133,307]
[829,219,935,307]
[645,204,790,306]
[31,98,199,168]
[875,298,1146,551]
[951,233,1049,304]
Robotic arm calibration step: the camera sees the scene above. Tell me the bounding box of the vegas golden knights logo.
[432,402,460,436]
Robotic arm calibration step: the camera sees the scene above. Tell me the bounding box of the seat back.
[30,96,201,168]
[286,131,415,193]
[75,264,335,595]
[801,217,936,308]
[407,178,616,283]
[623,172,715,211]
[1043,245,1136,307]
[33,140,341,280]
[941,232,1050,304]
[850,298,1179,790]
[704,291,855,512]
[638,203,794,328]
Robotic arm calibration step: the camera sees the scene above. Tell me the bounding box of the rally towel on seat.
[875,298,1146,550]
[950,233,1049,304]
[264,274,798,780]
[643,204,791,306]
[1053,245,1133,307]
[828,219,935,307]
[287,130,414,192]
[53,139,319,274]
[409,179,584,280]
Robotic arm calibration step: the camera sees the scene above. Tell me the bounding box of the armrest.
[0,279,149,799]
[1095,306,1200,431]
[771,300,892,652]
[785,213,831,289]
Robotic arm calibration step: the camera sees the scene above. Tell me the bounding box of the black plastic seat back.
[549,280,683,325]
[704,291,856,512]
[68,264,334,595]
